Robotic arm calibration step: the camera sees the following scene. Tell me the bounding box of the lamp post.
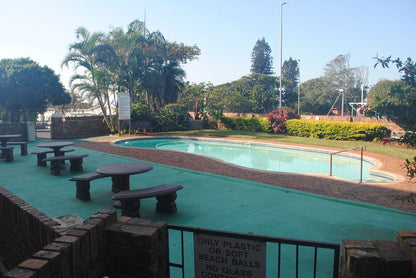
[297,58,300,115]
[279,1,287,110]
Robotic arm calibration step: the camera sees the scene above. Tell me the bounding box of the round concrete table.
[96,162,154,193]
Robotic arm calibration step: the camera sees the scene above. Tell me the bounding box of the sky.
[0,0,415,89]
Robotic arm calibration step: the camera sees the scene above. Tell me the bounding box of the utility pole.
[297,58,300,115]
[279,1,287,110]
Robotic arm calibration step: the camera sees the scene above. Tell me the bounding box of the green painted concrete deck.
[1,140,415,276]
[1,140,415,241]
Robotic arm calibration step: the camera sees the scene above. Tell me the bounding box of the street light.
[297,58,300,115]
[279,1,288,110]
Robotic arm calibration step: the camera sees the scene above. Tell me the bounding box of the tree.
[281,57,299,108]
[178,82,211,119]
[372,56,416,129]
[250,38,273,75]
[367,80,416,129]
[210,74,277,113]
[63,20,200,131]
[0,58,70,122]
[324,54,368,106]
[298,77,335,115]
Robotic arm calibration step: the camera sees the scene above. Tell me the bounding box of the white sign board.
[117,92,130,120]
[194,233,266,278]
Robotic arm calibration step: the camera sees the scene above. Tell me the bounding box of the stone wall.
[0,187,62,271]
[51,116,110,139]
[0,123,28,141]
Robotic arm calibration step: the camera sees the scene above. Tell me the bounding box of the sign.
[117,92,130,120]
[194,233,266,278]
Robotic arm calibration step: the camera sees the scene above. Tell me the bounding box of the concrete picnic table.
[0,134,21,147]
[96,162,154,193]
[37,141,74,157]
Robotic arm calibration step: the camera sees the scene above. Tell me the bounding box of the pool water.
[115,137,394,182]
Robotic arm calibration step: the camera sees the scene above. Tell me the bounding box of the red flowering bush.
[267,109,298,134]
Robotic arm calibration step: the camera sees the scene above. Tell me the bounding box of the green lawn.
[157,129,416,161]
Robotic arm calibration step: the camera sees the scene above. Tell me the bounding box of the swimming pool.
[114,137,395,182]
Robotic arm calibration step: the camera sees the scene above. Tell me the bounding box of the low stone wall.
[0,187,62,271]
[0,123,28,141]
[223,112,267,118]
[51,116,110,139]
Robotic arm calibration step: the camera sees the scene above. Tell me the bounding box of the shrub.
[395,131,416,148]
[286,119,389,141]
[220,117,270,133]
[131,102,153,122]
[404,156,416,180]
[267,109,298,134]
[155,103,190,131]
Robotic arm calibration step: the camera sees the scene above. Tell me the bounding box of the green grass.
[156,129,416,161]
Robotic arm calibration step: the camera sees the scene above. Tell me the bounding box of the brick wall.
[340,232,416,278]
[51,116,110,139]
[0,187,62,270]
[1,189,169,278]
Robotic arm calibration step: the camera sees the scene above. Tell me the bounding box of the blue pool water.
[115,137,395,182]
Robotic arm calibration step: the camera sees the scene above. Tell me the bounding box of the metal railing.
[329,146,365,183]
[168,224,340,278]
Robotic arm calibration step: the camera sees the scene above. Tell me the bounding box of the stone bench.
[69,172,109,201]
[0,147,14,162]
[7,142,28,155]
[31,149,74,166]
[43,154,88,175]
[112,184,183,217]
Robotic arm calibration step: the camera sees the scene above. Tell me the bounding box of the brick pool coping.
[75,136,416,214]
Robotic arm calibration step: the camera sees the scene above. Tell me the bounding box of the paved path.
[76,136,416,214]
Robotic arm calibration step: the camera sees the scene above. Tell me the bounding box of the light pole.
[297,58,300,115]
[279,1,287,110]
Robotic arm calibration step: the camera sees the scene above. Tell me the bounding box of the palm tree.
[62,27,116,131]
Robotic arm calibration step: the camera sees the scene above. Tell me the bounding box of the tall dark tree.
[282,57,299,108]
[0,58,70,122]
[250,38,273,75]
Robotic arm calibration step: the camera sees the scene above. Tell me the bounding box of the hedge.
[221,117,271,133]
[286,119,390,141]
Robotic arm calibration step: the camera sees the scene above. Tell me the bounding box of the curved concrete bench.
[32,149,74,166]
[70,172,108,201]
[112,184,183,217]
[43,154,88,175]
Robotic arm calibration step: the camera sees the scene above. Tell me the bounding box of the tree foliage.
[63,19,200,131]
[372,56,416,129]
[250,38,273,75]
[0,58,70,122]
[209,73,277,113]
[367,80,416,129]
[324,54,368,104]
[281,57,299,108]
[298,77,335,115]
[178,82,211,120]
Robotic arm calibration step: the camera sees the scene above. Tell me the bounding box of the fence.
[168,224,340,278]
